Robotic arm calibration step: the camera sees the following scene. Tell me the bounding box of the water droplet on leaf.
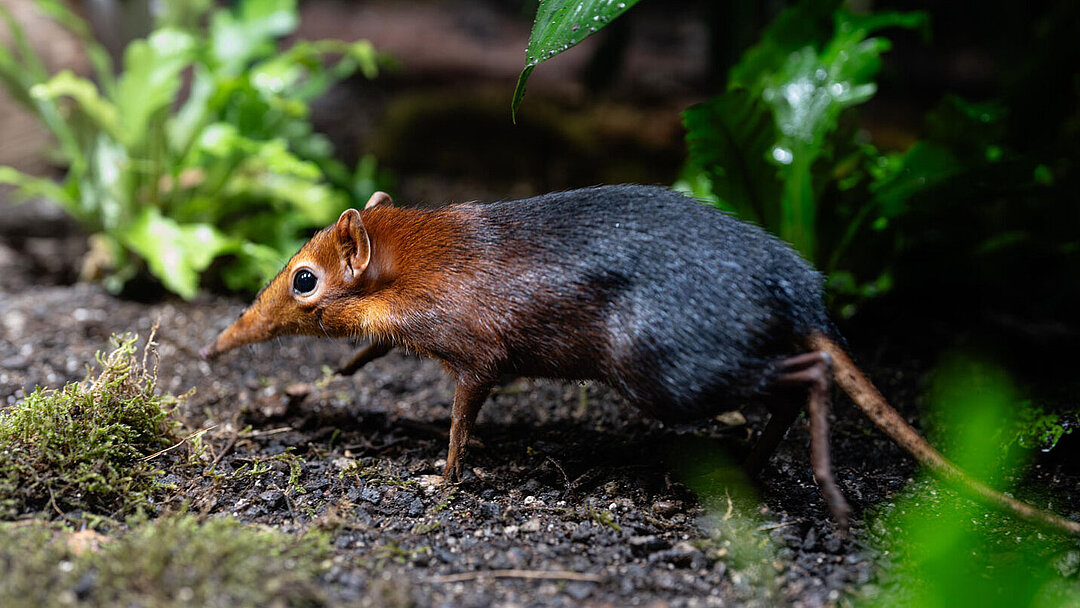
[772,146,794,165]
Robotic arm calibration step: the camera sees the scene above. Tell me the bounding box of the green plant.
[511,0,641,120]
[0,333,183,518]
[0,513,331,607]
[678,1,928,305]
[862,354,1080,607]
[0,0,385,298]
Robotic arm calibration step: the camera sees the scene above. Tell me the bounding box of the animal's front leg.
[444,378,494,481]
[337,340,393,376]
[777,351,851,534]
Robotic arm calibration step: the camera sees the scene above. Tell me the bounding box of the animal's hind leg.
[744,351,836,474]
[337,340,393,376]
[777,351,851,533]
[743,399,801,477]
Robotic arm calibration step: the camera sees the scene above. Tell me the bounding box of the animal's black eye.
[293,269,318,294]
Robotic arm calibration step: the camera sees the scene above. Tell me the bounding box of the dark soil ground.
[3,198,1079,607]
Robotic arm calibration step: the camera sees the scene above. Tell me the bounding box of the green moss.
[0,333,183,518]
[0,513,330,607]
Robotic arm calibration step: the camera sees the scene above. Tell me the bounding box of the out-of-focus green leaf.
[154,0,213,30]
[115,28,196,148]
[252,39,380,102]
[252,139,322,180]
[222,241,289,292]
[30,71,119,138]
[224,172,346,226]
[682,89,779,227]
[512,0,640,120]
[0,166,77,209]
[864,354,1080,608]
[728,0,838,92]
[168,65,216,157]
[85,135,131,231]
[0,0,388,297]
[197,125,322,180]
[121,208,234,300]
[0,3,49,87]
[928,355,1022,481]
[870,142,959,216]
[210,0,298,74]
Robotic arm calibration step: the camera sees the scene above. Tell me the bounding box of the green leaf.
[870,142,960,216]
[84,135,132,231]
[196,124,321,180]
[168,65,217,157]
[115,28,197,148]
[0,166,77,209]
[512,0,640,120]
[30,70,119,138]
[682,90,779,227]
[728,0,838,92]
[210,0,298,74]
[121,208,235,300]
[221,241,289,292]
[0,3,49,85]
[251,39,381,103]
[753,9,925,259]
[223,171,347,226]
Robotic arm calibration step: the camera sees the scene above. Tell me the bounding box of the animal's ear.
[364,191,392,209]
[333,208,371,281]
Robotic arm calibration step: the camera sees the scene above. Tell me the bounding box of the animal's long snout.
[200,308,279,361]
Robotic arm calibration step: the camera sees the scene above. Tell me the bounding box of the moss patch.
[0,333,183,518]
[0,513,330,607]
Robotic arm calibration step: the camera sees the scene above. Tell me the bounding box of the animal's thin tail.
[808,332,1080,536]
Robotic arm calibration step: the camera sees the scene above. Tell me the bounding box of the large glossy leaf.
[512,0,640,120]
[682,90,779,228]
[122,208,235,300]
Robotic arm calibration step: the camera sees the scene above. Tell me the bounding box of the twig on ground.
[427,569,606,584]
[246,426,294,438]
[757,520,800,532]
[207,431,239,471]
[141,425,217,462]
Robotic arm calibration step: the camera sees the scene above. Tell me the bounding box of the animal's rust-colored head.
[200,199,382,360]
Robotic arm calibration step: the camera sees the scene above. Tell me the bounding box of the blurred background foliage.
[0,0,389,298]
[860,354,1080,607]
